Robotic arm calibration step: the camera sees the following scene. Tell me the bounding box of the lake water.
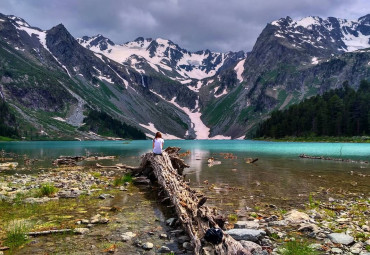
[1,140,369,212]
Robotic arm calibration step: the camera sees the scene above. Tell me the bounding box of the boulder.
[327,233,354,245]
[239,240,263,253]
[225,229,266,242]
[284,210,310,224]
[234,221,259,229]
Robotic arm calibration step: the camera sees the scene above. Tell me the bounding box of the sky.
[1,0,369,52]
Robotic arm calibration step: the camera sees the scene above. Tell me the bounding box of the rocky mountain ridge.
[0,13,369,140]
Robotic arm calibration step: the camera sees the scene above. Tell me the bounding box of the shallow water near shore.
[1,140,370,210]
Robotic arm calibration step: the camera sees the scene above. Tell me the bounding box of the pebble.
[159,233,168,239]
[158,246,171,253]
[121,232,136,241]
[142,242,154,250]
[73,228,90,235]
[331,247,343,254]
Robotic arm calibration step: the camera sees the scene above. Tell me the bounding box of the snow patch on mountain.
[139,122,181,140]
[270,15,370,52]
[234,59,246,82]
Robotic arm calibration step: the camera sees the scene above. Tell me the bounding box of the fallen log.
[135,147,250,255]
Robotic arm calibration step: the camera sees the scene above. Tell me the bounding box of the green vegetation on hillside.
[79,110,146,139]
[256,80,370,138]
[0,99,19,139]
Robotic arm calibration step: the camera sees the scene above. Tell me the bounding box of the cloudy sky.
[1,0,369,52]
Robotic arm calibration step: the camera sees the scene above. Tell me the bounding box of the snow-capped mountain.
[77,35,246,81]
[270,15,370,55]
[0,12,369,140]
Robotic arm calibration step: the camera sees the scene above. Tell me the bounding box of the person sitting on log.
[153,132,164,155]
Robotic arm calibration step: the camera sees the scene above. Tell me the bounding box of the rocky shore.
[0,161,368,254]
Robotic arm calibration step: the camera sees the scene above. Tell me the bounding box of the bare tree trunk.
[136,147,250,255]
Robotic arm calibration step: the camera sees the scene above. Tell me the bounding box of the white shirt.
[153,138,164,154]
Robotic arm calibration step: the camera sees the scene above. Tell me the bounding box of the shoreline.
[0,157,369,254]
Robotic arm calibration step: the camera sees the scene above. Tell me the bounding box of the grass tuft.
[39,183,58,197]
[4,220,31,249]
[113,174,133,186]
[280,240,318,255]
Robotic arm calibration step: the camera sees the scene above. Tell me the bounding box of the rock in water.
[225,229,266,242]
[327,233,354,245]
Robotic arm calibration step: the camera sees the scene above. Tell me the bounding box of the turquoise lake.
[1,140,369,212]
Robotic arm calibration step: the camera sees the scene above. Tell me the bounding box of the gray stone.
[331,247,343,254]
[158,246,171,253]
[166,217,177,226]
[268,220,288,227]
[298,223,320,233]
[239,240,263,252]
[74,228,89,235]
[178,235,191,244]
[159,233,168,239]
[328,233,354,245]
[362,225,370,232]
[183,242,193,250]
[142,242,154,250]
[225,229,266,242]
[234,221,260,229]
[98,193,114,199]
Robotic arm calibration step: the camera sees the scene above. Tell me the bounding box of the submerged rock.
[121,231,136,242]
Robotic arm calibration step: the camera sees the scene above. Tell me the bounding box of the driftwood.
[53,156,85,166]
[135,147,250,255]
[96,163,141,171]
[28,229,72,236]
[299,154,368,164]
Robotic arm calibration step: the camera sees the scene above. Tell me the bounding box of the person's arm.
[161,139,164,149]
[153,140,155,149]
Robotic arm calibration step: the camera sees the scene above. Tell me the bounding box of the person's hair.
[155,132,162,139]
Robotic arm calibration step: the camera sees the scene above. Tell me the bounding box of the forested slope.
[256,80,370,138]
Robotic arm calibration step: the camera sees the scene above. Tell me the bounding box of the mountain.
[198,15,370,138]
[0,13,369,140]
[77,35,246,81]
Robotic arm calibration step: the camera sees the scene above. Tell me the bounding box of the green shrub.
[39,183,58,197]
[4,220,30,249]
[280,240,318,255]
